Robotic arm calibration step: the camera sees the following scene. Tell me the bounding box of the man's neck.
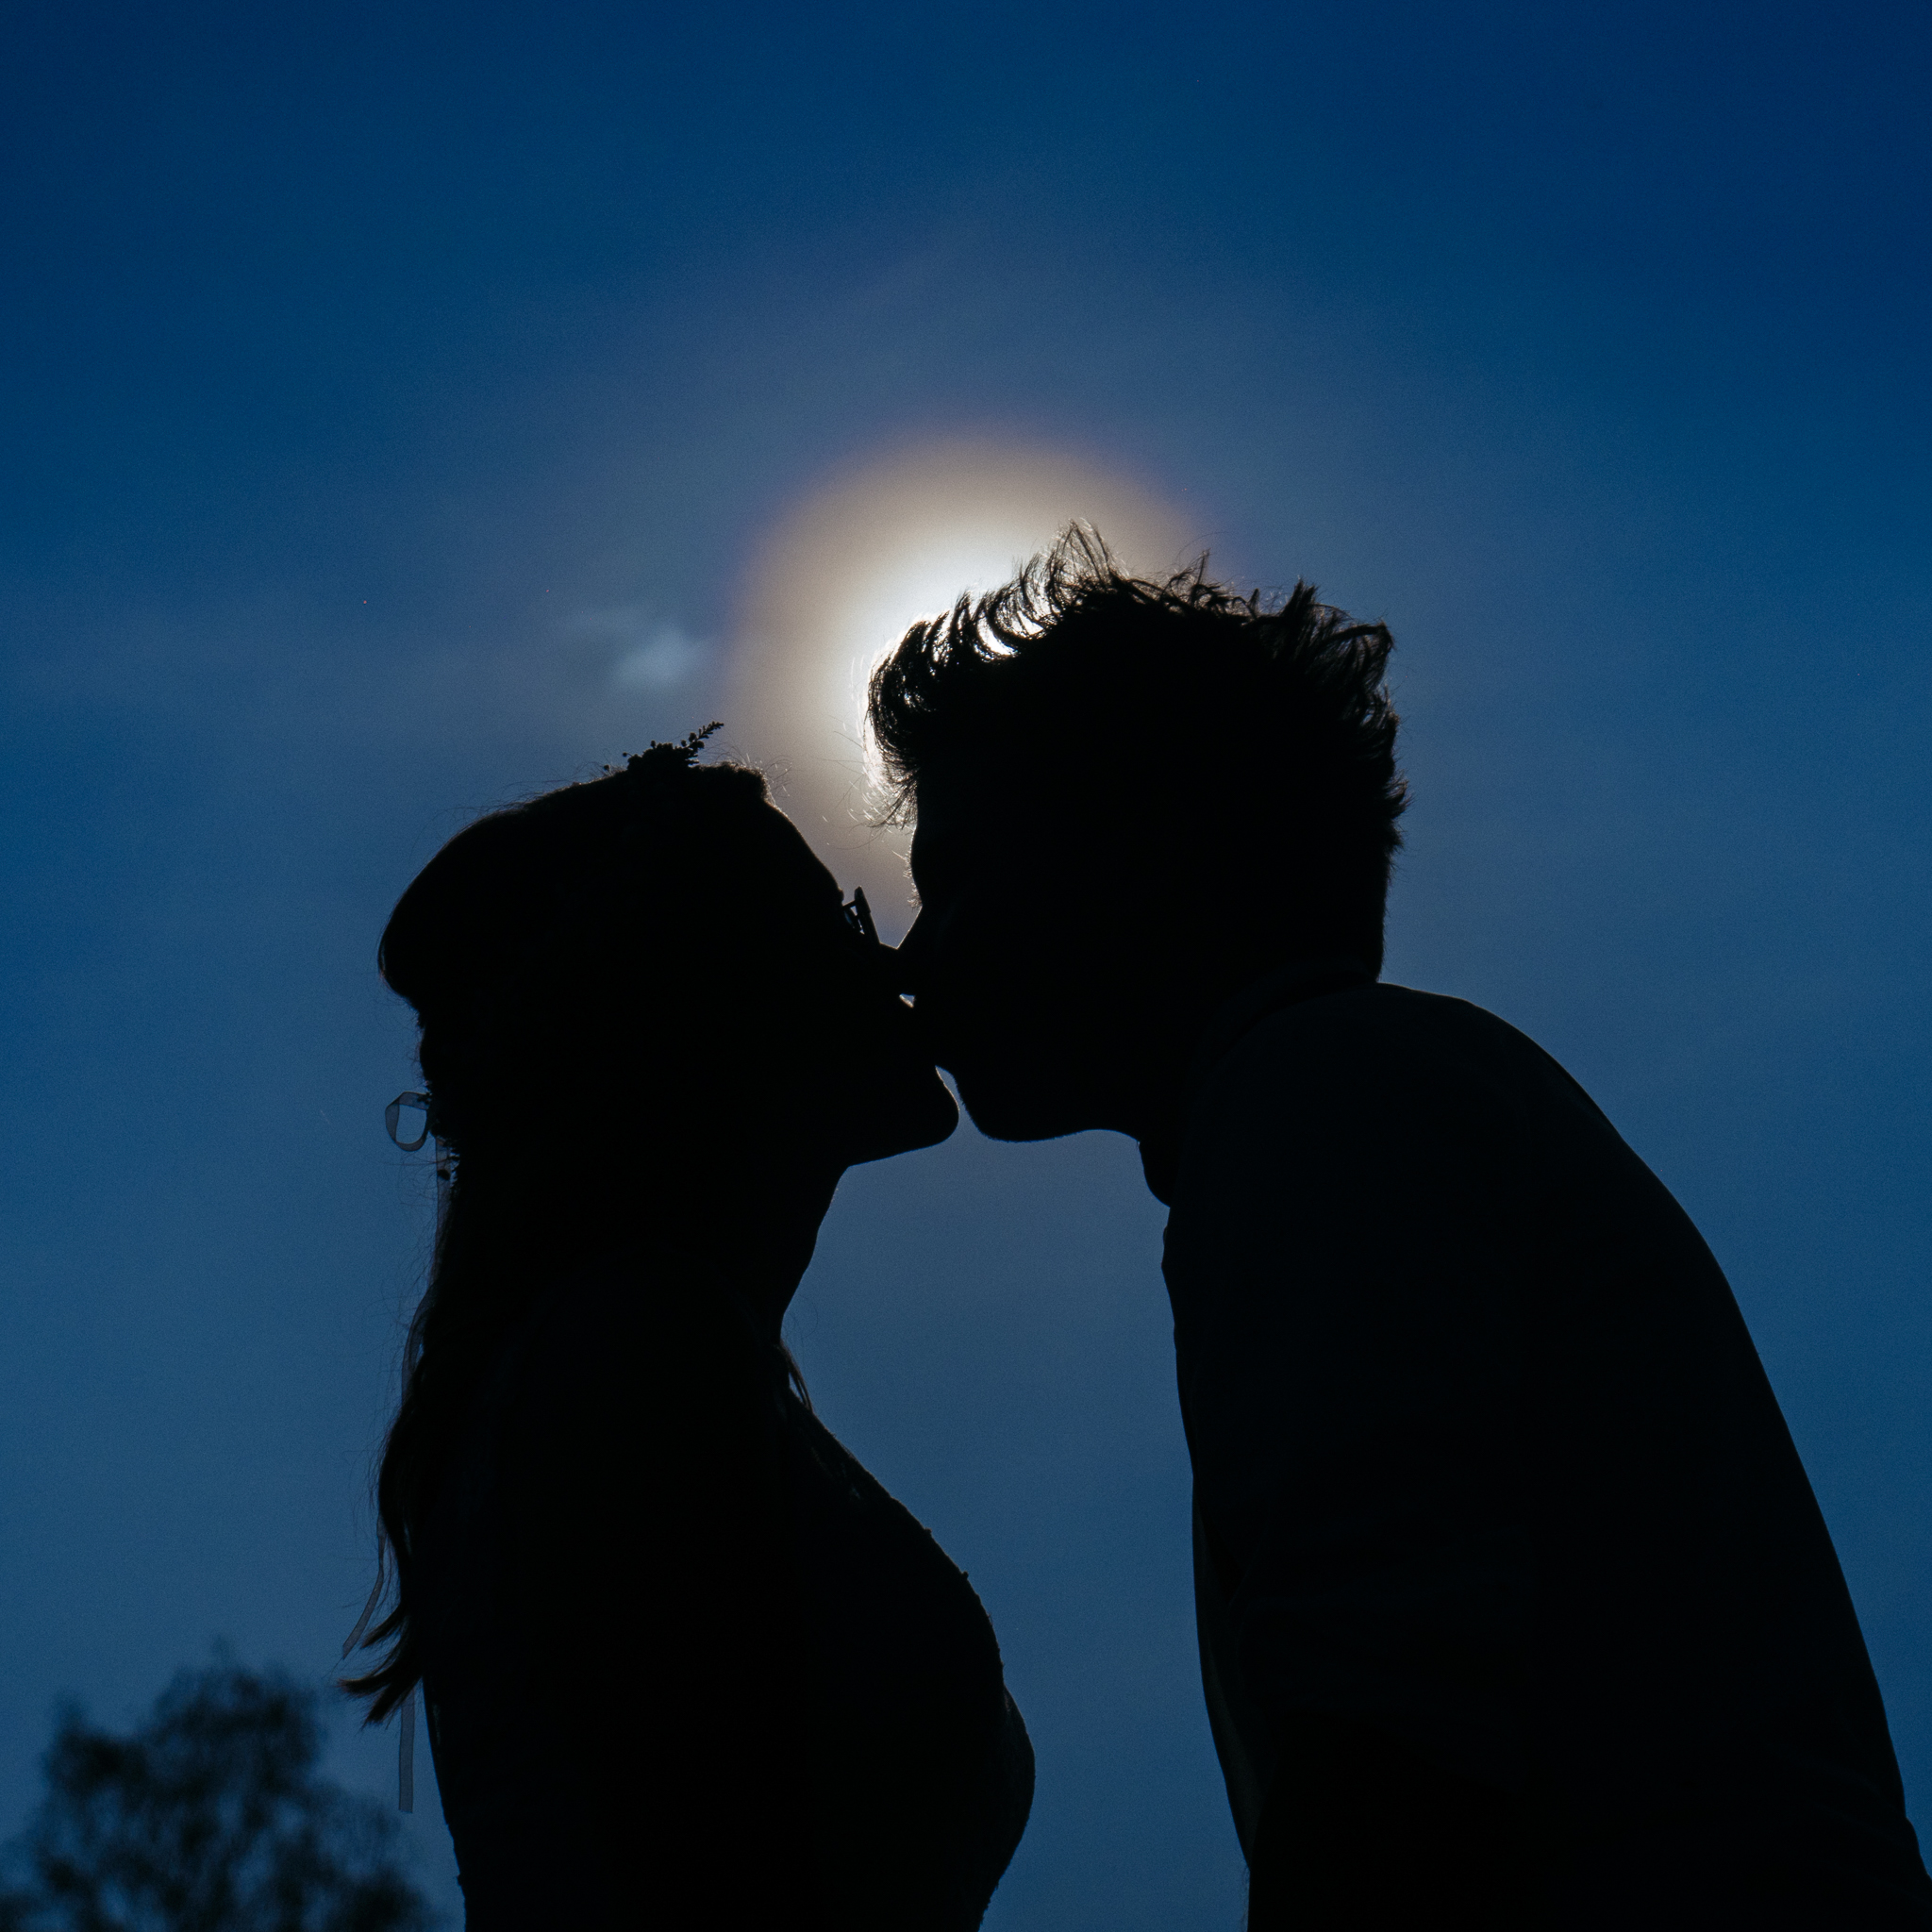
[1133,956,1378,1206]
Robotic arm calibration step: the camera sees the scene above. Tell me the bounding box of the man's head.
[869,526,1407,1145]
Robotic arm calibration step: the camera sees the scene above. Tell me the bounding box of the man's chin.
[847,1073,960,1165]
[950,1069,1092,1144]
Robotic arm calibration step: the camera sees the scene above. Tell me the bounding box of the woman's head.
[347,731,954,1718]
[379,732,954,1210]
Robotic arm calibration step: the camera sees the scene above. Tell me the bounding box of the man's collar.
[1185,956,1378,1091]
[1139,957,1376,1206]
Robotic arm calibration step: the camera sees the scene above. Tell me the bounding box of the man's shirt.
[1161,976,1928,1911]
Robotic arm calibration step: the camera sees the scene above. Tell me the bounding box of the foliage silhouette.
[0,1659,435,1932]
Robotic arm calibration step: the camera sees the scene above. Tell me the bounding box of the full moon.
[729,437,1195,928]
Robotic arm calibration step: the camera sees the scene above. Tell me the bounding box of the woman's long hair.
[345,735,793,1719]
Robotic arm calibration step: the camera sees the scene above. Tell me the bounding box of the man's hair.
[867,525,1408,972]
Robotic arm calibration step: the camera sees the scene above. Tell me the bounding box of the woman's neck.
[642,1154,843,1345]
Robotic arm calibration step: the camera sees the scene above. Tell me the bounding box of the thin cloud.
[564,607,708,690]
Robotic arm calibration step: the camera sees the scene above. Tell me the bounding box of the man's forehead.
[908,761,999,827]
[908,762,1029,854]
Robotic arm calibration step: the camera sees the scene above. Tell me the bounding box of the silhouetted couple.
[348,531,1931,1927]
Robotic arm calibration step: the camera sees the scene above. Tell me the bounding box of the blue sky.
[2,3,1928,1924]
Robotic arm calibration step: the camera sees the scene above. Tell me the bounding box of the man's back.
[1164,977,1928,1923]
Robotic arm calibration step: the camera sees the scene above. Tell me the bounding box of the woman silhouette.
[346,729,1033,1928]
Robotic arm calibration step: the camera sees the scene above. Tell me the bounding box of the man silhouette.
[874,530,1931,1928]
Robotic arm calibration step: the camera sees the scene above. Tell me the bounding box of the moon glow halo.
[729,438,1192,924]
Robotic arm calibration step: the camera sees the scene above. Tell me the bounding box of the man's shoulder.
[1254,980,1504,1041]
[1185,980,1614,1173]
[1213,980,1574,1092]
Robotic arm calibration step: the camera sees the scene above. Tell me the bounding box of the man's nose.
[891,909,930,996]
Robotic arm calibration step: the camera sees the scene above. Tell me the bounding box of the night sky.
[3,4,1929,1924]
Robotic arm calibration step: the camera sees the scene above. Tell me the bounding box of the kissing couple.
[346,530,1931,1929]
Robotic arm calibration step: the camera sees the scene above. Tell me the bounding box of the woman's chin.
[848,1071,958,1165]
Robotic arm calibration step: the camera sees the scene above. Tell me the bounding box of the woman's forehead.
[754,801,842,901]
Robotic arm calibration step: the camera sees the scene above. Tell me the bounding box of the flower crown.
[602,721,723,782]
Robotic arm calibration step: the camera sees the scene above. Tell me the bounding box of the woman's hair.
[345,730,797,1718]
